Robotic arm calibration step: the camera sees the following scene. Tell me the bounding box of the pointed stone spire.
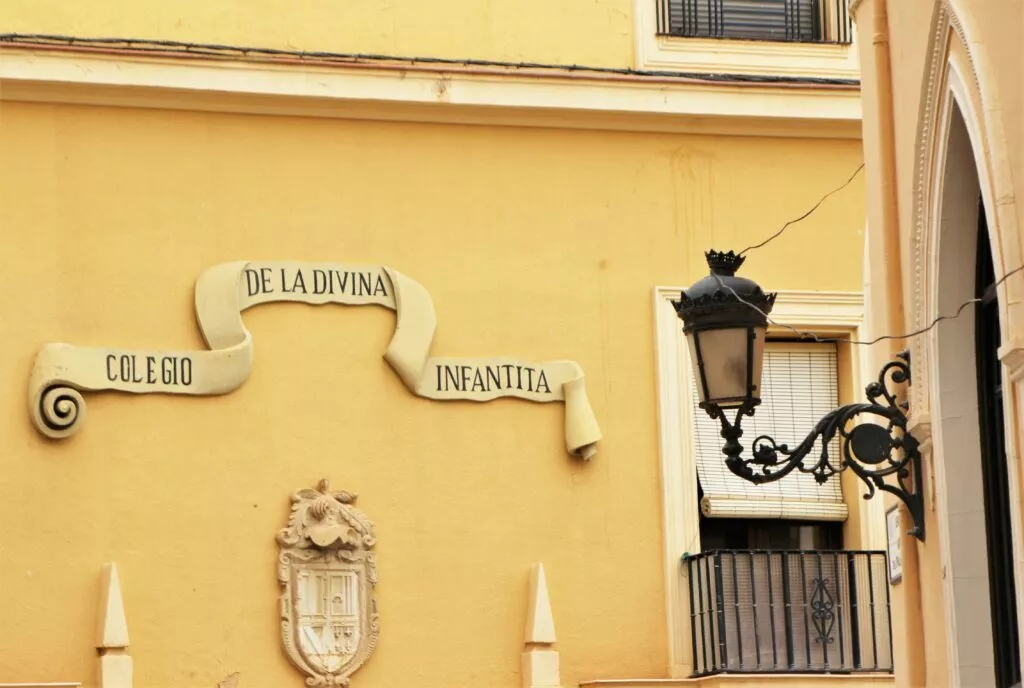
[524,563,556,645]
[522,563,561,688]
[97,563,129,649]
[97,562,133,688]
[217,672,241,688]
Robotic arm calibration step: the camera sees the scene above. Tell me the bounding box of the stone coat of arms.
[277,480,378,686]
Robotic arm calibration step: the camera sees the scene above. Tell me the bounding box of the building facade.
[0,2,876,687]
[853,0,1024,686]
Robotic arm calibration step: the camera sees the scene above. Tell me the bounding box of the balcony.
[656,0,852,44]
[686,550,893,676]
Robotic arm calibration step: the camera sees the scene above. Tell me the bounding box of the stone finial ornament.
[522,563,561,688]
[524,563,556,645]
[97,563,132,688]
[216,673,241,688]
[277,480,379,687]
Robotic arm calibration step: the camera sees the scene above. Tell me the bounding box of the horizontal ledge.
[1,34,861,86]
[645,37,859,81]
[655,289,864,306]
[580,674,895,685]
[0,44,862,138]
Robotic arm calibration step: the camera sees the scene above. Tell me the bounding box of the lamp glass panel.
[690,327,765,407]
[749,326,766,400]
[687,333,708,403]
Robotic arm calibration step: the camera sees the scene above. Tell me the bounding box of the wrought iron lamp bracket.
[705,350,925,541]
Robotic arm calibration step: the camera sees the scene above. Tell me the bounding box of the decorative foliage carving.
[278,480,378,687]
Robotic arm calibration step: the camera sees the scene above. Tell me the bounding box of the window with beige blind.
[690,341,847,522]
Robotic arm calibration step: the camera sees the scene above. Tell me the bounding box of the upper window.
[656,0,852,44]
[634,0,859,81]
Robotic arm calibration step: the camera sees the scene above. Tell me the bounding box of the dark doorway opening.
[975,198,1022,688]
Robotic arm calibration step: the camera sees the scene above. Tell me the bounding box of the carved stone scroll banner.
[29,261,602,458]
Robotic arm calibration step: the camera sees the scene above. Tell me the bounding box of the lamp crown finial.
[705,250,745,276]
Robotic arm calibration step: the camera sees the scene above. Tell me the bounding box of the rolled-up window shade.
[691,342,847,521]
[669,0,821,42]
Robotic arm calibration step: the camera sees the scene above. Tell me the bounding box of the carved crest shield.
[278,480,378,686]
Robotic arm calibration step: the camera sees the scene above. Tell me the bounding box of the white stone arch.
[912,0,1024,373]
[910,1,1024,685]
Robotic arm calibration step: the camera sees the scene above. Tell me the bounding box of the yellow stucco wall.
[2,0,636,67]
[0,100,865,687]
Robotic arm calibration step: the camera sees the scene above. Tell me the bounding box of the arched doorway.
[909,3,1024,683]
[930,99,1022,687]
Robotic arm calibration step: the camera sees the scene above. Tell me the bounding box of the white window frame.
[652,286,880,676]
[633,0,859,80]
[693,340,847,521]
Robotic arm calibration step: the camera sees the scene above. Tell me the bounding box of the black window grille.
[656,0,852,44]
[686,550,893,676]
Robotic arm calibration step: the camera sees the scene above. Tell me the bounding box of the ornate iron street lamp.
[674,250,925,541]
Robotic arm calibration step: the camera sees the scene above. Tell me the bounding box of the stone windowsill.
[579,674,895,687]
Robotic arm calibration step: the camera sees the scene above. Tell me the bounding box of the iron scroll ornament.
[704,351,925,541]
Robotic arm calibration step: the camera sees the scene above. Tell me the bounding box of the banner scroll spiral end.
[29,345,88,439]
[31,382,86,439]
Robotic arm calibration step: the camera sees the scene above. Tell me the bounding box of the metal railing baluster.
[704,554,718,672]
[731,553,743,669]
[867,553,879,670]
[835,552,846,670]
[749,552,761,669]
[817,551,829,669]
[687,557,705,675]
[883,554,894,673]
[800,553,812,668]
[714,553,729,670]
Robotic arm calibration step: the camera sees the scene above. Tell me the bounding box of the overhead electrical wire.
[713,266,1024,347]
[721,163,1023,346]
[738,163,865,256]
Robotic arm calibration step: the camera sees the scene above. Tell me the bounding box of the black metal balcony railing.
[656,0,852,44]
[686,550,893,676]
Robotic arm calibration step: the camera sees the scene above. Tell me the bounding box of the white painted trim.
[0,48,861,138]
[922,64,976,688]
[633,0,860,79]
[653,286,699,678]
[652,287,871,676]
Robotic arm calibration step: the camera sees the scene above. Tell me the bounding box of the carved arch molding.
[909,0,1024,406]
